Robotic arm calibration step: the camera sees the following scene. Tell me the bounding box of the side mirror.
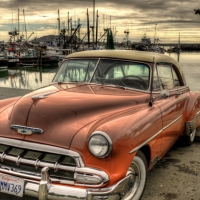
[160,89,169,98]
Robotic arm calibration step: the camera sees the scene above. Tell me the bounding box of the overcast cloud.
[1,0,200,43]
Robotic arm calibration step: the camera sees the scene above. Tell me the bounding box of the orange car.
[0,50,200,200]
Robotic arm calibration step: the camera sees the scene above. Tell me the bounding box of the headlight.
[88,131,112,158]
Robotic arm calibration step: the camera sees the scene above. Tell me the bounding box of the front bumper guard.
[24,167,132,200]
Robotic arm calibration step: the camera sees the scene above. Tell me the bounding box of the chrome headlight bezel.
[88,131,112,158]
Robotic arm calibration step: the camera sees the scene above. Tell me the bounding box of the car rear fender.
[185,91,200,135]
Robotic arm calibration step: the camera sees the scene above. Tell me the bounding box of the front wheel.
[184,129,196,146]
[124,151,147,200]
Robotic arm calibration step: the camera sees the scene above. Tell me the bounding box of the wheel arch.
[139,145,151,168]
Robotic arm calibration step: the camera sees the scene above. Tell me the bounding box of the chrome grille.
[0,138,109,187]
[0,144,76,183]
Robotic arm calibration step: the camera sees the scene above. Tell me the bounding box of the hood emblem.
[10,125,43,135]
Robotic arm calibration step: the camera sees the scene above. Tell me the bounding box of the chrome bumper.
[23,167,132,200]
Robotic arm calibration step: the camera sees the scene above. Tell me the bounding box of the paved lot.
[0,87,200,200]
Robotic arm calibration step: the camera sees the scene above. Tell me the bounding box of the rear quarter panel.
[186,91,200,128]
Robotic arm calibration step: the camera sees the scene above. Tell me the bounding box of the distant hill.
[31,35,57,43]
[31,35,76,43]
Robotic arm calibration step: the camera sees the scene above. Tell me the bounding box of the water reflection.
[166,52,200,92]
[0,65,59,90]
[0,67,9,78]
[0,52,199,91]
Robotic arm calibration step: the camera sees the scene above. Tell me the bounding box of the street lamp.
[124,30,129,48]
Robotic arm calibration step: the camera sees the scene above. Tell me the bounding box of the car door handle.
[176,91,183,96]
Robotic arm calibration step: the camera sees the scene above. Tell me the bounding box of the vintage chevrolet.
[0,50,200,200]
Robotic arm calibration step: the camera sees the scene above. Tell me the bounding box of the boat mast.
[23,9,27,40]
[87,8,90,48]
[18,8,19,41]
[57,9,60,47]
[178,32,180,49]
[78,18,80,45]
[96,10,99,47]
[154,23,157,44]
[68,12,69,36]
[93,0,95,48]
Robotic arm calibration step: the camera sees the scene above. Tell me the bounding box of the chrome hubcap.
[124,157,146,200]
[190,129,196,142]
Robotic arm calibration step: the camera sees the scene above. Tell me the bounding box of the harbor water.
[0,52,199,91]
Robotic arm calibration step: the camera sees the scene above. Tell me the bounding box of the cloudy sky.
[1,0,200,44]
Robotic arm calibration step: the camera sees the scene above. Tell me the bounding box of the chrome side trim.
[163,115,182,130]
[129,115,182,154]
[129,130,162,154]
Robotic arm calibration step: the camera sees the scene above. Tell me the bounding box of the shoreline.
[0,87,33,100]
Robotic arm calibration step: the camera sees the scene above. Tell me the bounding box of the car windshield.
[53,58,150,90]
[91,59,150,90]
[53,59,98,83]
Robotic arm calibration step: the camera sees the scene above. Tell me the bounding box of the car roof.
[66,50,177,65]
[66,50,186,85]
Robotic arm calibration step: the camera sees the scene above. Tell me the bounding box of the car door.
[153,63,189,156]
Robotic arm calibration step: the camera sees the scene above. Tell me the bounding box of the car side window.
[155,63,182,90]
[172,67,181,87]
[156,64,174,90]
[152,67,160,90]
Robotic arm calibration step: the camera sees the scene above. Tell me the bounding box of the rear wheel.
[124,151,147,200]
[184,129,196,146]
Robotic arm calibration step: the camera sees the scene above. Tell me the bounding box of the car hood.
[0,84,149,149]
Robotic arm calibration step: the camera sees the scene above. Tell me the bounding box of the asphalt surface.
[0,87,200,200]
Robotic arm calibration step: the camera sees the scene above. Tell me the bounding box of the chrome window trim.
[89,58,100,82]
[151,86,190,94]
[129,115,182,154]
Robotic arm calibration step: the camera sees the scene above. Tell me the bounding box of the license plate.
[0,174,24,197]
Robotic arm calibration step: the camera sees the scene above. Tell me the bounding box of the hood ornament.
[31,91,57,101]
[10,124,43,135]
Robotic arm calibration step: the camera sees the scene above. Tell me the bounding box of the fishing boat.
[0,53,9,67]
[16,49,60,66]
[7,54,20,67]
[135,34,164,53]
